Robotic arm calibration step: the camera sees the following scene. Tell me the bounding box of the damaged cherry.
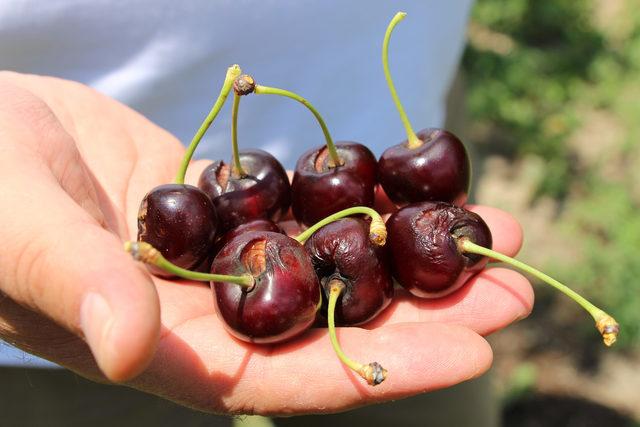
[387,201,620,346]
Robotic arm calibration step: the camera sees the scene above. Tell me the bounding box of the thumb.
[0,81,160,381]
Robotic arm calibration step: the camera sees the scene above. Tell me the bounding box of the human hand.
[0,72,533,415]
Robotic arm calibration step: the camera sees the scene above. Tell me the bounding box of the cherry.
[304,217,393,326]
[198,84,291,232]
[136,65,241,275]
[198,149,291,233]
[377,12,470,206]
[137,184,218,276]
[233,75,377,226]
[387,201,491,298]
[387,201,620,346]
[126,234,317,344]
[292,143,377,227]
[212,231,321,343]
[297,207,389,385]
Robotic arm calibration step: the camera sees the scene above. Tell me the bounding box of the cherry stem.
[458,238,620,347]
[294,206,387,246]
[231,92,246,177]
[253,84,343,167]
[175,64,242,184]
[124,241,254,288]
[383,12,421,149]
[327,279,387,386]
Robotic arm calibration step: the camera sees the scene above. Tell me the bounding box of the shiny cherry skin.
[212,231,320,344]
[304,218,393,326]
[137,183,218,276]
[198,149,290,233]
[386,201,491,298]
[291,142,377,227]
[378,128,470,207]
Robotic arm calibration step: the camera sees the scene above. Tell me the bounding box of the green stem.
[327,280,386,385]
[382,12,421,149]
[459,238,619,346]
[294,206,386,245]
[231,92,246,176]
[175,64,242,184]
[125,241,254,288]
[327,281,364,373]
[253,84,343,167]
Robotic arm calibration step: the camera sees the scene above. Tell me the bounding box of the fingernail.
[80,292,114,365]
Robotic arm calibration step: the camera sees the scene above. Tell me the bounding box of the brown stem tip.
[124,241,160,265]
[369,218,387,246]
[596,315,620,347]
[234,74,256,96]
[358,362,387,386]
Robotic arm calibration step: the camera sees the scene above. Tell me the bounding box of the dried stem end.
[234,74,256,96]
[124,241,160,265]
[369,217,387,246]
[596,315,620,347]
[358,362,387,386]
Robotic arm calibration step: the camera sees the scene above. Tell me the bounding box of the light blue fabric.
[0,0,473,367]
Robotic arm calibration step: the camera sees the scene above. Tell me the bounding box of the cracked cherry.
[232,75,377,227]
[378,12,470,206]
[304,217,393,326]
[199,85,290,232]
[212,231,320,344]
[198,149,291,233]
[292,142,377,227]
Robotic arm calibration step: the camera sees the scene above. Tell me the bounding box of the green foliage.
[561,179,640,347]
[463,0,605,198]
[465,0,640,347]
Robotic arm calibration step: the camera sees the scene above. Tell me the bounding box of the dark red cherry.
[198,149,290,233]
[386,201,491,298]
[137,183,218,276]
[292,142,377,226]
[378,129,470,207]
[212,231,320,343]
[304,218,393,325]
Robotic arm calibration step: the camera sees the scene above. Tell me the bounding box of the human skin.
[0,72,533,415]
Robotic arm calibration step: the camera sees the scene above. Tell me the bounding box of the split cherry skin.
[387,201,620,347]
[136,65,242,274]
[378,12,470,206]
[198,81,291,233]
[233,74,378,227]
[211,218,284,259]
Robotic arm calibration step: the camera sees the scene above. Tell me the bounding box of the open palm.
[0,72,533,416]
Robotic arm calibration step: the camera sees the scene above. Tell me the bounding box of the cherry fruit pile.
[126,12,619,386]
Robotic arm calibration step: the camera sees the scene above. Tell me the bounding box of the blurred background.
[461,0,640,425]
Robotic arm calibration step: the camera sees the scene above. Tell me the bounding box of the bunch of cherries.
[126,12,619,386]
